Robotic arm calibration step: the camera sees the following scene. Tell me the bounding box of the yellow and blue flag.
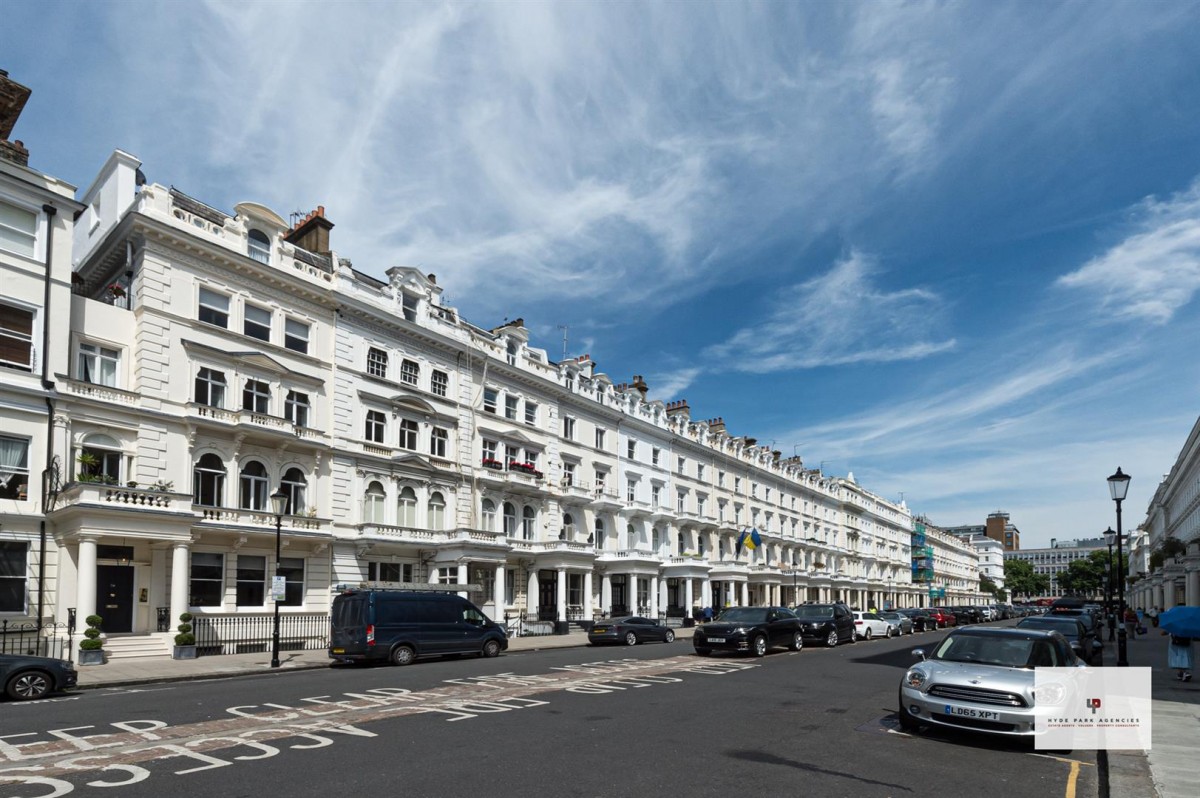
[745,528,762,551]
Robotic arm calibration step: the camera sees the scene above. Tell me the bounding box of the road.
[0,626,1095,798]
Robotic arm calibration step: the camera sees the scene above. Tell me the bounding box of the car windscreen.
[931,635,1053,668]
[794,606,835,619]
[716,607,768,624]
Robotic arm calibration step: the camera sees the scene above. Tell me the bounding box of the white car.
[852,611,896,640]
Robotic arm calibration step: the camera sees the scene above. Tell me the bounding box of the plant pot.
[172,645,198,660]
[78,649,107,666]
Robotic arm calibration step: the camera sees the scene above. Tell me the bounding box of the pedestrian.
[702,605,713,623]
[1147,606,1160,628]
[1162,630,1193,681]
[1124,607,1139,639]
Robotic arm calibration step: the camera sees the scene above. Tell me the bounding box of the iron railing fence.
[193,613,329,656]
[0,618,75,660]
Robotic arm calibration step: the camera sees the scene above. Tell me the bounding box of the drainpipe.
[37,203,59,624]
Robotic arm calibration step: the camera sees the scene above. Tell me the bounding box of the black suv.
[792,602,856,646]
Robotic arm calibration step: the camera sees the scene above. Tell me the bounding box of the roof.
[948,626,1059,640]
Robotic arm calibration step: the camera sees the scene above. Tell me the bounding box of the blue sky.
[6,1,1200,547]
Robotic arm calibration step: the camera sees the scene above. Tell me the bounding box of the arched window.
[78,433,122,483]
[363,481,386,523]
[627,524,636,549]
[248,229,271,263]
[193,453,225,507]
[428,491,445,530]
[503,502,517,537]
[398,486,417,527]
[652,528,661,551]
[521,506,536,540]
[482,499,496,532]
[698,534,706,556]
[562,512,575,540]
[239,461,269,510]
[676,530,684,554]
[594,518,605,549]
[281,467,306,515]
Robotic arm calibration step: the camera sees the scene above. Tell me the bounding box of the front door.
[538,570,558,621]
[96,565,134,633]
[611,576,627,616]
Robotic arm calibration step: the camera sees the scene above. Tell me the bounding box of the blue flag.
[746,528,763,551]
[735,529,747,557]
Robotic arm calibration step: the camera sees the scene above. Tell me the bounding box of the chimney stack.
[665,400,691,419]
[632,375,648,400]
[0,69,33,166]
[284,205,334,255]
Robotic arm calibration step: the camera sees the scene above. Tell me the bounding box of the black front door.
[538,570,558,621]
[96,565,135,633]
[611,576,627,616]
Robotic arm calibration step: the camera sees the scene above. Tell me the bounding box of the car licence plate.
[944,705,999,720]
[708,637,726,644]
[592,628,607,634]
[331,648,345,654]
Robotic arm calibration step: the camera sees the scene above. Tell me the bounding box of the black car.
[693,606,804,657]
[1016,616,1103,665]
[1,653,78,701]
[792,602,856,646]
[588,616,676,646]
[899,608,936,632]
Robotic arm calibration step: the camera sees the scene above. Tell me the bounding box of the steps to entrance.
[101,634,173,660]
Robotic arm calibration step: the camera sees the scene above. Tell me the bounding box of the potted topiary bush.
[79,614,106,665]
[173,612,197,659]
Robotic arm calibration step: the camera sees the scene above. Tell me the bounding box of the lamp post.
[269,487,289,669]
[1104,527,1117,642]
[1107,468,1131,667]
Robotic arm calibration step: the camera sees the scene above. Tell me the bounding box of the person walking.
[1163,630,1193,681]
[1147,606,1160,628]
[1124,607,1139,639]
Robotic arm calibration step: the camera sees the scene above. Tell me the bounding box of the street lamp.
[1107,467,1131,667]
[269,487,289,669]
[1104,527,1117,642]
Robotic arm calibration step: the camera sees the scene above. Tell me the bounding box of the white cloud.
[1057,179,1200,323]
[705,251,956,372]
[647,367,702,401]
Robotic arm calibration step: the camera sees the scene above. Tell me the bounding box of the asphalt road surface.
[0,627,1095,798]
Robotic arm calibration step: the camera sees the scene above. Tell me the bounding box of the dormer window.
[247,229,271,263]
[507,340,519,365]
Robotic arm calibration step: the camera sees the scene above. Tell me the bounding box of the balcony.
[57,377,140,407]
[187,403,328,446]
[53,482,191,514]
[558,477,593,505]
[592,487,623,511]
[196,506,324,533]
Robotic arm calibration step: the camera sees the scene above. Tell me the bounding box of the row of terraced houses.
[1,71,985,657]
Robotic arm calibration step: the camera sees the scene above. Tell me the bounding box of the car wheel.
[695,648,711,657]
[825,629,839,647]
[6,670,52,701]
[482,639,502,658]
[390,644,416,666]
[624,632,638,646]
[663,629,675,643]
[752,635,768,657]
[790,632,803,652]
[863,628,873,640]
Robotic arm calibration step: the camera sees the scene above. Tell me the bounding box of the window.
[367,347,388,378]
[78,434,122,483]
[521,506,536,540]
[651,448,660,466]
[0,304,34,372]
[400,359,419,386]
[506,340,519,365]
[627,440,636,459]
[281,467,306,515]
[238,461,269,510]
[595,470,607,492]
[505,568,516,604]
[594,518,605,549]
[677,492,686,513]
[189,552,224,607]
[277,557,304,605]
[627,480,636,503]
[0,201,37,258]
[524,401,538,425]
[697,464,705,481]
[0,541,29,611]
[284,319,309,354]
[719,471,726,487]
[431,370,448,397]
[398,418,418,450]
[482,439,498,462]
[243,304,271,341]
[365,410,386,443]
[677,456,686,475]
[734,477,742,493]
[368,562,413,582]
[198,288,229,328]
[562,462,575,487]
[195,368,226,407]
[364,481,386,523]
[193,453,225,507]
[482,499,497,531]
[284,391,310,427]
[430,427,448,458]
[698,496,706,517]
[595,428,606,450]
[503,502,517,536]
[562,513,576,540]
[651,485,660,507]
[77,343,119,386]
[428,491,445,530]
[243,379,270,414]
[236,555,266,606]
[247,229,271,263]
[402,293,418,322]
[398,486,417,527]
[0,436,31,500]
[504,395,518,420]
[563,417,575,440]
[483,388,497,414]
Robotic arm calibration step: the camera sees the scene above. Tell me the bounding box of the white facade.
[968,534,1005,593]
[914,519,983,605]
[1132,415,1200,610]
[1004,538,1107,599]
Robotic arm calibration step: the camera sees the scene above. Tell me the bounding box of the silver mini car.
[898,627,1084,737]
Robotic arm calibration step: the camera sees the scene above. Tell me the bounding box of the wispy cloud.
[1057,179,1200,323]
[647,367,702,401]
[705,251,956,372]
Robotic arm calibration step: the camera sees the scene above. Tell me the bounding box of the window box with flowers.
[481,458,505,471]
[508,462,544,479]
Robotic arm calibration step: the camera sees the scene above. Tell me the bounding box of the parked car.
[852,611,896,640]
[927,608,956,628]
[792,603,856,646]
[879,611,914,635]
[588,616,675,646]
[899,609,936,632]
[693,606,804,657]
[898,627,1084,737]
[1,653,77,701]
[978,606,996,621]
[1017,616,1103,665]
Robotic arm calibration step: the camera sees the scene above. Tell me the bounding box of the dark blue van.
[328,587,508,666]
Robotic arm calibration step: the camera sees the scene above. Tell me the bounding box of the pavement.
[67,623,1197,798]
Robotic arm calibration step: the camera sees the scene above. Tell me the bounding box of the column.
[685,577,694,617]
[169,542,190,631]
[457,562,468,599]
[556,568,567,621]
[527,569,539,616]
[493,564,506,621]
[583,571,594,621]
[650,575,660,617]
[740,582,748,606]
[77,536,98,622]
[428,567,439,584]
[700,578,710,609]
[601,572,612,616]
[1152,584,1165,610]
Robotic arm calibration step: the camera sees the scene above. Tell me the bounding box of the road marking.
[1064,758,1080,798]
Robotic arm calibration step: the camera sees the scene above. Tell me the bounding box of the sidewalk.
[1105,630,1199,798]
[74,627,697,689]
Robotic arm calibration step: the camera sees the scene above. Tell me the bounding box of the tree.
[1004,559,1050,598]
[979,575,1008,602]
